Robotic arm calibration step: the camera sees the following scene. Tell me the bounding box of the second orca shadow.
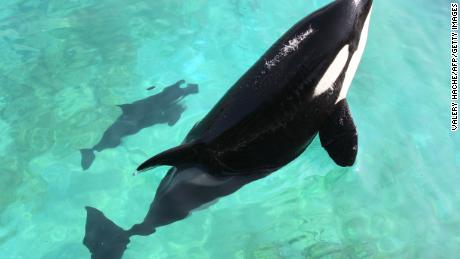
[80,80,199,170]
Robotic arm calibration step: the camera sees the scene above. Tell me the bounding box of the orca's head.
[351,0,373,15]
[309,0,373,101]
[347,0,373,48]
[331,0,372,102]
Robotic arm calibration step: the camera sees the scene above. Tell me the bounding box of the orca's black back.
[185,0,358,174]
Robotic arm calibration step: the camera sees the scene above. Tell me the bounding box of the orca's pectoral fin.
[83,207,130,259]
[167,114,181,126]
[167,105,185,126]
[80,149,95,170]
[319,99,358,167]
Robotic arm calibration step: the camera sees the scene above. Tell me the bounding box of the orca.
[83,0,373,258]
[137,0,372,173]
[80,80,198,170]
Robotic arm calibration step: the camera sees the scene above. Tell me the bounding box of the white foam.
[265,27,315,69]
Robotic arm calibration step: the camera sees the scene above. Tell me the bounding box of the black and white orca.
[83,0,373,258]
[138,0,372,173]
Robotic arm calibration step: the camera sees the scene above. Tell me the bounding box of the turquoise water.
[0,0,458,258]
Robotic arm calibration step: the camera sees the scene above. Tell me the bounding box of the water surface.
[0,0,458,258]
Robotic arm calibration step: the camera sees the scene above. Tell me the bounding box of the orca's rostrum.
[84,1,373,258]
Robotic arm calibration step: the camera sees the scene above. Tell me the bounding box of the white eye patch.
[337,6,372,103]
[313,44,349,97]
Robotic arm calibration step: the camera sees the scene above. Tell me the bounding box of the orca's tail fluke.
[83,207,131,259]
[80,149,96,170]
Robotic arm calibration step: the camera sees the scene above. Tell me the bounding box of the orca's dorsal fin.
[319,99,358,167]
[136,143,203,173]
